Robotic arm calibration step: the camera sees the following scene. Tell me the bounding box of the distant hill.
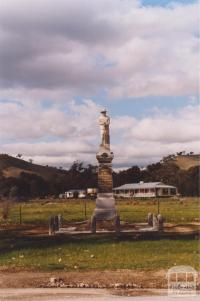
[0,154,97,199]
[0,154,70,199]
[169,155,200,170]
[0,154,65,181]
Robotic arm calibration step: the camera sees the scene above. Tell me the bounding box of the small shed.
[65,190,87,199]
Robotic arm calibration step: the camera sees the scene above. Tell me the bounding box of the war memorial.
[0,109,199,300]
[0,110,199,299]
[49,110,164,236]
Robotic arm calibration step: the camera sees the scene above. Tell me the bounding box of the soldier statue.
[99,109,110,148]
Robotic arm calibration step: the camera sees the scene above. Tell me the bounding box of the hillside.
[0,154,71,199]
[0,154,65,181]
[169,155,200,170]
[0,154,97,199]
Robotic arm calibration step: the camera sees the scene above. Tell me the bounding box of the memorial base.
[93,193,116,220]
[91,193,120,233]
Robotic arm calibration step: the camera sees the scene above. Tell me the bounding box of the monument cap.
[101,108,107,114]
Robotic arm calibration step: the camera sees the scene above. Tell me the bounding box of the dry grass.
[171,155,200,170]
[3,167,37,178]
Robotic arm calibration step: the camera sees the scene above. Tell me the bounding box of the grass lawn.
[0,197,199,224]
[0,232,199,271]
[0,198,199,272]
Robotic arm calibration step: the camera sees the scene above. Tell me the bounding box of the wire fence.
[0,198,199,225]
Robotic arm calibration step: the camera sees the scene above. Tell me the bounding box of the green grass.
[0,197,199,224]
[117,198,200,223]
[0,233,199,271]
[0,198,199,272]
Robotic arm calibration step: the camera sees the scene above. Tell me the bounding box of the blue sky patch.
[89,95,193,118]
[141,0,196,6]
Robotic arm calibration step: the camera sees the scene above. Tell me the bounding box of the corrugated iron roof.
[113,182,176,190]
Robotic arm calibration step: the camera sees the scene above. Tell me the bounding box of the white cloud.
[112,104,200,167]
[0,99,100,140]
[128,107,200,143]
[1,100,200,168]
[0,0,198,99]
[0,1,199,169]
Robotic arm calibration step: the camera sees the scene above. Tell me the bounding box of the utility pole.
[157,198,160,215]
[84,199,87,220]
[19,205,22,224]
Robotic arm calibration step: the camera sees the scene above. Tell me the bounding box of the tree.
[2,201,10,220]
[70,161,84,173]
[30,180,40,198]
[9,185,19,201]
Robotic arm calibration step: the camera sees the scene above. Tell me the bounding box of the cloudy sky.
[0,0,199,169]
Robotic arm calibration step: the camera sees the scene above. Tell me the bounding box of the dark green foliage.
[113,166,142,187]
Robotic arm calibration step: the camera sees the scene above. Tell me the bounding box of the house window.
[162,188,169,195]
[170,188,176,195]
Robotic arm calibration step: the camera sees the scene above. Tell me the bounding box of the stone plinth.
[92,146,116,221]
[98,164,113,193]
[93,192,116,220]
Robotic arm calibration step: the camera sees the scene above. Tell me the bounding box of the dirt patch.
[164,223,200,233]
[0,269,168,289]
[1,269,199,291]
[0,224,49,237]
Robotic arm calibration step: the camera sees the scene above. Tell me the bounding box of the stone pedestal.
[93,192,116,220]
[147,212,153,226]
[92,147,116,221]
[157,214,164,231]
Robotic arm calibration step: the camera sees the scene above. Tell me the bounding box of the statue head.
[100,109,107,115]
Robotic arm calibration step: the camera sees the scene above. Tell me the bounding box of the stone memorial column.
[91,110,119,232]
